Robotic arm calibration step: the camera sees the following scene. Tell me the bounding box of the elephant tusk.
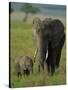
[33,48,38,62]
[33,49,48,62]
[46,50,48,60]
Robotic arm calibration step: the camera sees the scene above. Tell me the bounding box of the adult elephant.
[32,17,65,75]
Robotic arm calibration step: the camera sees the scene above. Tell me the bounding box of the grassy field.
[10,17,66,88]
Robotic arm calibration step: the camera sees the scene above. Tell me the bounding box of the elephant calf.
[15,56,33,77]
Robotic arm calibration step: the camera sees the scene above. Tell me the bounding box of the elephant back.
[50,19,65,48]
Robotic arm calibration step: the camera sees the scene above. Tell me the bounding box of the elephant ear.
[50,19,65,48]
[32,17,42,32]
[42,18,53,40]
[33,17,41,26]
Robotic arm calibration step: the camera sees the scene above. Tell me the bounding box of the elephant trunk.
[37,36,48,71]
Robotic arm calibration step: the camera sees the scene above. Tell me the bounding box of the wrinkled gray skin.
[32,17,65,75]
[15,56,33,77]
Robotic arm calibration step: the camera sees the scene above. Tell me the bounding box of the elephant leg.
[30,67,33,74]
[39,60,45,72]
[51,58,55,75]
[46,44,52,74]
[39,56,46,73]
[46,50,51,74]
[39,49,47,72]
[56,48,61,68]
[38,60,44,73]
[56,35,65,68]
[46,57,51,74]
[51,49,57,75]
[17,72,21,78]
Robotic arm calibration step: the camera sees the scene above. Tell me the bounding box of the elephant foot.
[46,59,51,74]
[51,67,55,76]
[50,63,55,76]
[38,64,44,73]
[17,72,22,78]
[47,66,51,74]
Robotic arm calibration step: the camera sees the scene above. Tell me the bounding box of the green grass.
[10,20,66,88]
